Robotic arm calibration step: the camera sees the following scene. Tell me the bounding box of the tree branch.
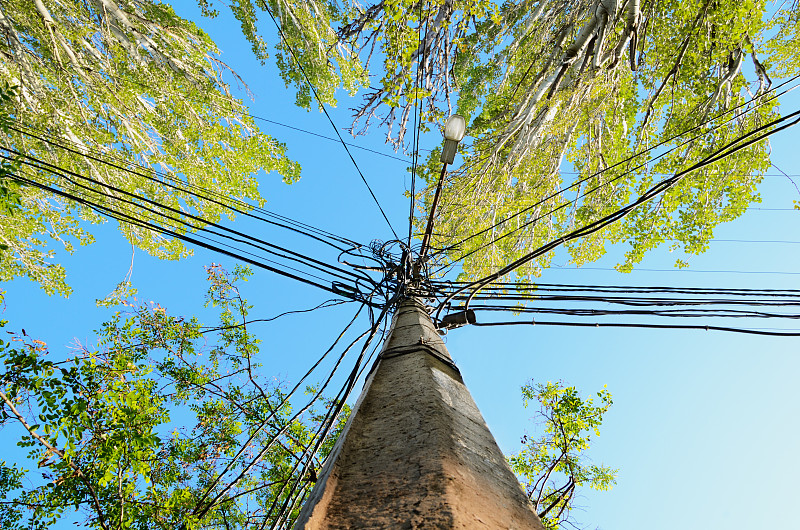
[0,389,111,530]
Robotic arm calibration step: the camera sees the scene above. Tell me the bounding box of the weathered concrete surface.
[294,298,544,529]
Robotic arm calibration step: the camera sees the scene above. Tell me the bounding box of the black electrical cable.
[5,169,367,299]
[451,294,800,307]
[433,73,800,264]
[200,299,349,334]
[548,266,800,276]
[466,305,800,319]
[267,316,389,529]
[269,321,388,527]
[260,297,388,526]
[439,284,800,300]
[471,319,800,336]
[437,108,800,318]
[192,300,375,518]
[9,125,360,254]
[196,276,397,522]
[261,288,396,527]
[2,142,365,274]
[264,301,395,530]
[431,280,800,296]
[3,150,371,290]
[8,122,362,251]
[205,324,376,523]
[437,199,799,217]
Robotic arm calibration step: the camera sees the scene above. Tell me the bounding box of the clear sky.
[4,2,800,529]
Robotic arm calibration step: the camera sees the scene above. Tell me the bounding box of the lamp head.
[443,114,466,142]
[440,114,467,164]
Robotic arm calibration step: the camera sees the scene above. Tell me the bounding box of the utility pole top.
[294,297,544,529]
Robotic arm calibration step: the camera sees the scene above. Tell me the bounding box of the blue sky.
[4,2,800,529]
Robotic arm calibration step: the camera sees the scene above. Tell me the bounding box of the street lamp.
[440,114,466,164]
[415,114,467,279]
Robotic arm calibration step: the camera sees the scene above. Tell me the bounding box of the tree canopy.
[421,0,783,281]
[0,0,300,296]
[198,0,799,282]
[4,0,798,291]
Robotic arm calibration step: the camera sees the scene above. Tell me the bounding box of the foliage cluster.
[510,380,616,530]
[0,265,347,529]
[0,0,300,296]
[420,0,782,280]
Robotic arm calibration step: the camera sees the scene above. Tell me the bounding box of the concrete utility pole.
[294,297,544,529]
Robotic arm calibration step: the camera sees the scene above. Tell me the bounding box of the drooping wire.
[275,284,401,527]
[264,306,392,529]
[190,270,401,526]
[191,299,376,519]
[271,322,390,528]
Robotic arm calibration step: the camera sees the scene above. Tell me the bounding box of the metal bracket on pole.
[378,343,460,375]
